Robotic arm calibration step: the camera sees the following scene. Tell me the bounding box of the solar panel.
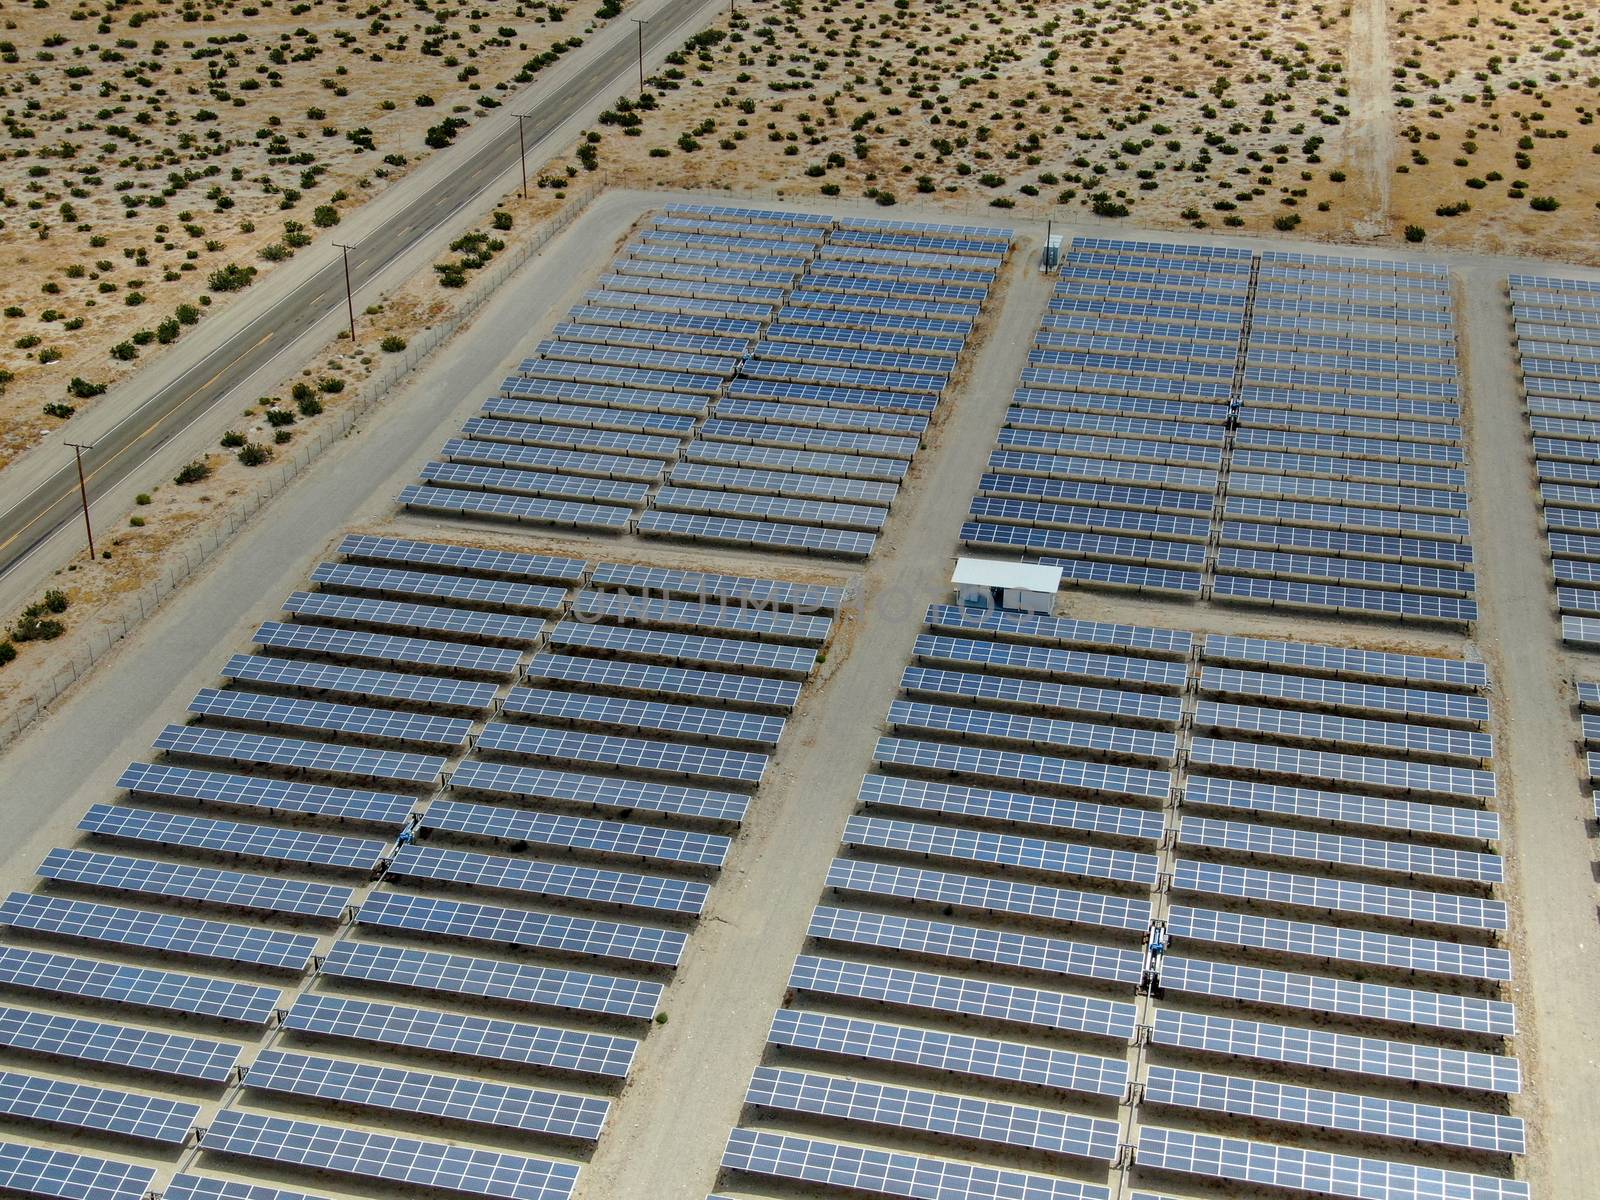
[396,484,634,530]
[1188,738,1495,801]
[825,857,1152,933]
[0,1068,198,1144]
[474,723,768,786]
[525,654,802,712]
[253,621,522,678]
[418,797,731,868]
[0,1004,240,1082]
[809,904,1143,984]
[589,562,846,612]
[386,843,708,916]
[912,634,1188,691]
[858,773,1166,842]
[685,437,908,481]
[549,621,817,678]
[959,521,1208,568]
[572,589,832,643]
[638,509,878,558]
[1167,904,1510,980]
[165,1178,332,1200]
[1171,858,1505,931]
[901,668,1182,729]
[1134,1126,1528,1200]
[220,655,498,712]
[245,1049,611,1140]
[356,880,687,963]
[0,944,279,1024]
[1219,522,1473,568]
[280,992,637,1077]
[744,1065,1121,1160]
[1192,702,1491,763]
[1143,1065,1525,1154]
[886,700,1177,764]
[188,688,474,749]
[1160,954,1514,1035]
[458,418,680,462]
[479,395,697,436]
[876,736,1172,802]
[200,1109,580,1200]
[1199,666,1487,724]
[155,722,445,785]
[1150,1008,1520,1092]
[922,604,1192,657]
[310,562,565,613]
[283,589,547,647]
[721,1128,1109,1200]
[502,688,785,747]
[652,485,887,532]
[843,813,1160,887]
[0,892,316,971]
[38,847,354,920]
[448,758,749,825]
[1202,634,1487,688]
[766,1008,1128,1097]
[318,939,662,1021]
[0,1143,154,1200]
[115,762,415,827]
[669,461,900,505]
[1177,814,1500,882]
[336,535,585,583]
[79,803,387,871]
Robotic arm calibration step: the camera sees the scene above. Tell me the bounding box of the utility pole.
[64,442,95,562]
[631,17,646,96]
[333,243,357,347]
[515,114,534,200]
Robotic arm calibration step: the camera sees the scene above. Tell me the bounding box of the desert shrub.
[380,335,407,352]
[220,431,246,447]
[67,377,105,397]
[265,408,295,427]
[1404,225,1426,242]
[173,460,211,485]
[1530,196,1561,211]
[207,262,256,291]
[237,443,272,466]
[296,396,324,417]
[42,402,75,419]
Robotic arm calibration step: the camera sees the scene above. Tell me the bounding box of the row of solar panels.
[708,584,1517,1200]
[1514,277,1600,630]
[0,534,848,1200]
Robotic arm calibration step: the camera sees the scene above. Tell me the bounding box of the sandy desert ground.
[0,0,613,465]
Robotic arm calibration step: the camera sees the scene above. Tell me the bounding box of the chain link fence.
[0,178,606,752]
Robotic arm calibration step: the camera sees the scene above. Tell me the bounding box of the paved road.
[0,0,707,580]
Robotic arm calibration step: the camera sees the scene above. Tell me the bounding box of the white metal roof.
[952,557,1064,593]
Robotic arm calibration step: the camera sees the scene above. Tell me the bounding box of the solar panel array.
[963,236,1241,595]
[721,600,1185,1196]
[1510,275,1600,643]
[0,522,844,1198]
[397,205,1008,556]
[710,581,1520,1199]
[963,238,1477,624]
